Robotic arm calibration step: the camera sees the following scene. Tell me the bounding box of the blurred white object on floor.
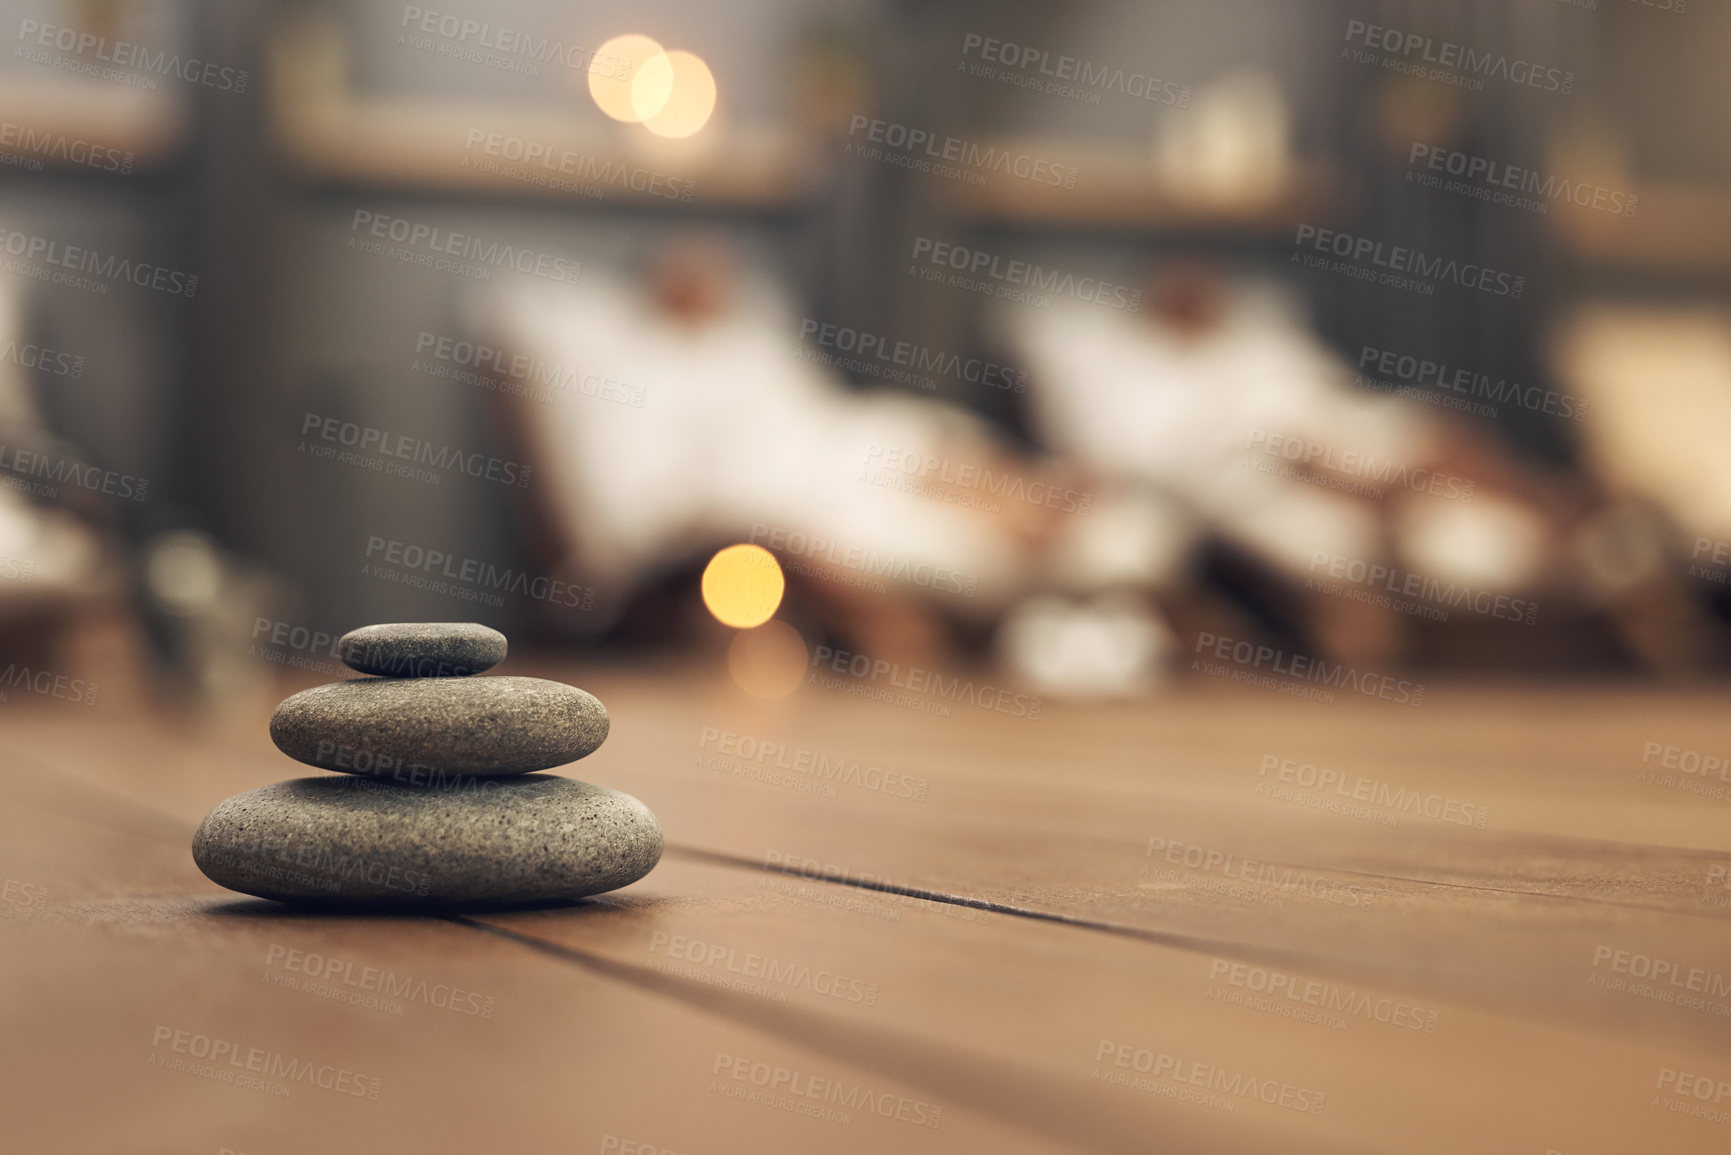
[998,593,1175,698]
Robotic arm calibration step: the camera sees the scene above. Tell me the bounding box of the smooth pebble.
[338,622,508,678]
[270,676,607,776]
[192,775,662,908]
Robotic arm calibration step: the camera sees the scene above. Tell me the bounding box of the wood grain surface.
[3,661,1728,1155]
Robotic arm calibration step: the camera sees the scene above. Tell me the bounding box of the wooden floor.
[4,655,1730,1154]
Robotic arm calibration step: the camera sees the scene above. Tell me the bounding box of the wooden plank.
[3,671,1729,1153]
[0,757,1059,1154]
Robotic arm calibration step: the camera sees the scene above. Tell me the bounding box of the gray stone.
[192,775,662,909]
[270,676,607,776]
[338,622,507,678]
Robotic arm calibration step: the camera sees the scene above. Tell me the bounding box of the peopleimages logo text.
[863,443,1089,514]
[698,727,930,801]
[0,120,133,173]
[1294,224,1525,299]
[265,945,496,1017]
[0,338,83,379]
[349,211,580,283]
[462,130,695,202]
[0,440,149,502]
[910,236,1141,311]
[1407,143,1636,217]
[1342,20,1574,94]
[1257,755,1490,828]
[799,319,1025,393]
[363,536,593,610]
[1244,430,1476,501]
[810,645,1043,719]
[959,34,1190,106]
[846,116,1078,188]
[710,1053,943,1128]
[1307,551,1539,626]
[18,20,249,91]
[300,413,531,488]
[1193,632,1425,706]
[1092,1040,1327,1114]
[1357,345,1586,420]
[149,1026,380,1098]
[400,7,633,77]
[0,227,197,297]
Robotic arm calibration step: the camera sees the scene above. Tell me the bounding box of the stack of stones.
[193,622,662,909]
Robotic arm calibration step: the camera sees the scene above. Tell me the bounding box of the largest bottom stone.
[192,775,662,909]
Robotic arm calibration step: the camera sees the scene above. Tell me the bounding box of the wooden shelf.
[937,146,1341,234]
[267,11,818,211]
[1552,182,1731,274]
[0,75,184,172]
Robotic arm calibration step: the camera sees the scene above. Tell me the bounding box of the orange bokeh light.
[701,544,785,628]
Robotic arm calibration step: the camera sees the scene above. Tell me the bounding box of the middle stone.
[270,676,609,776]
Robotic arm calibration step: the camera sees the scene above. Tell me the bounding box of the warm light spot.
[728,620,807,699]
[640,50,717,139]
[701,544,784,628]
[629,50,676,122]
[589,34,670,123]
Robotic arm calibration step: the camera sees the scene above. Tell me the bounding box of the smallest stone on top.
[339,621,508,678]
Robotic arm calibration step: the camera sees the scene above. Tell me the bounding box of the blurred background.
[4,0,1731,716]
